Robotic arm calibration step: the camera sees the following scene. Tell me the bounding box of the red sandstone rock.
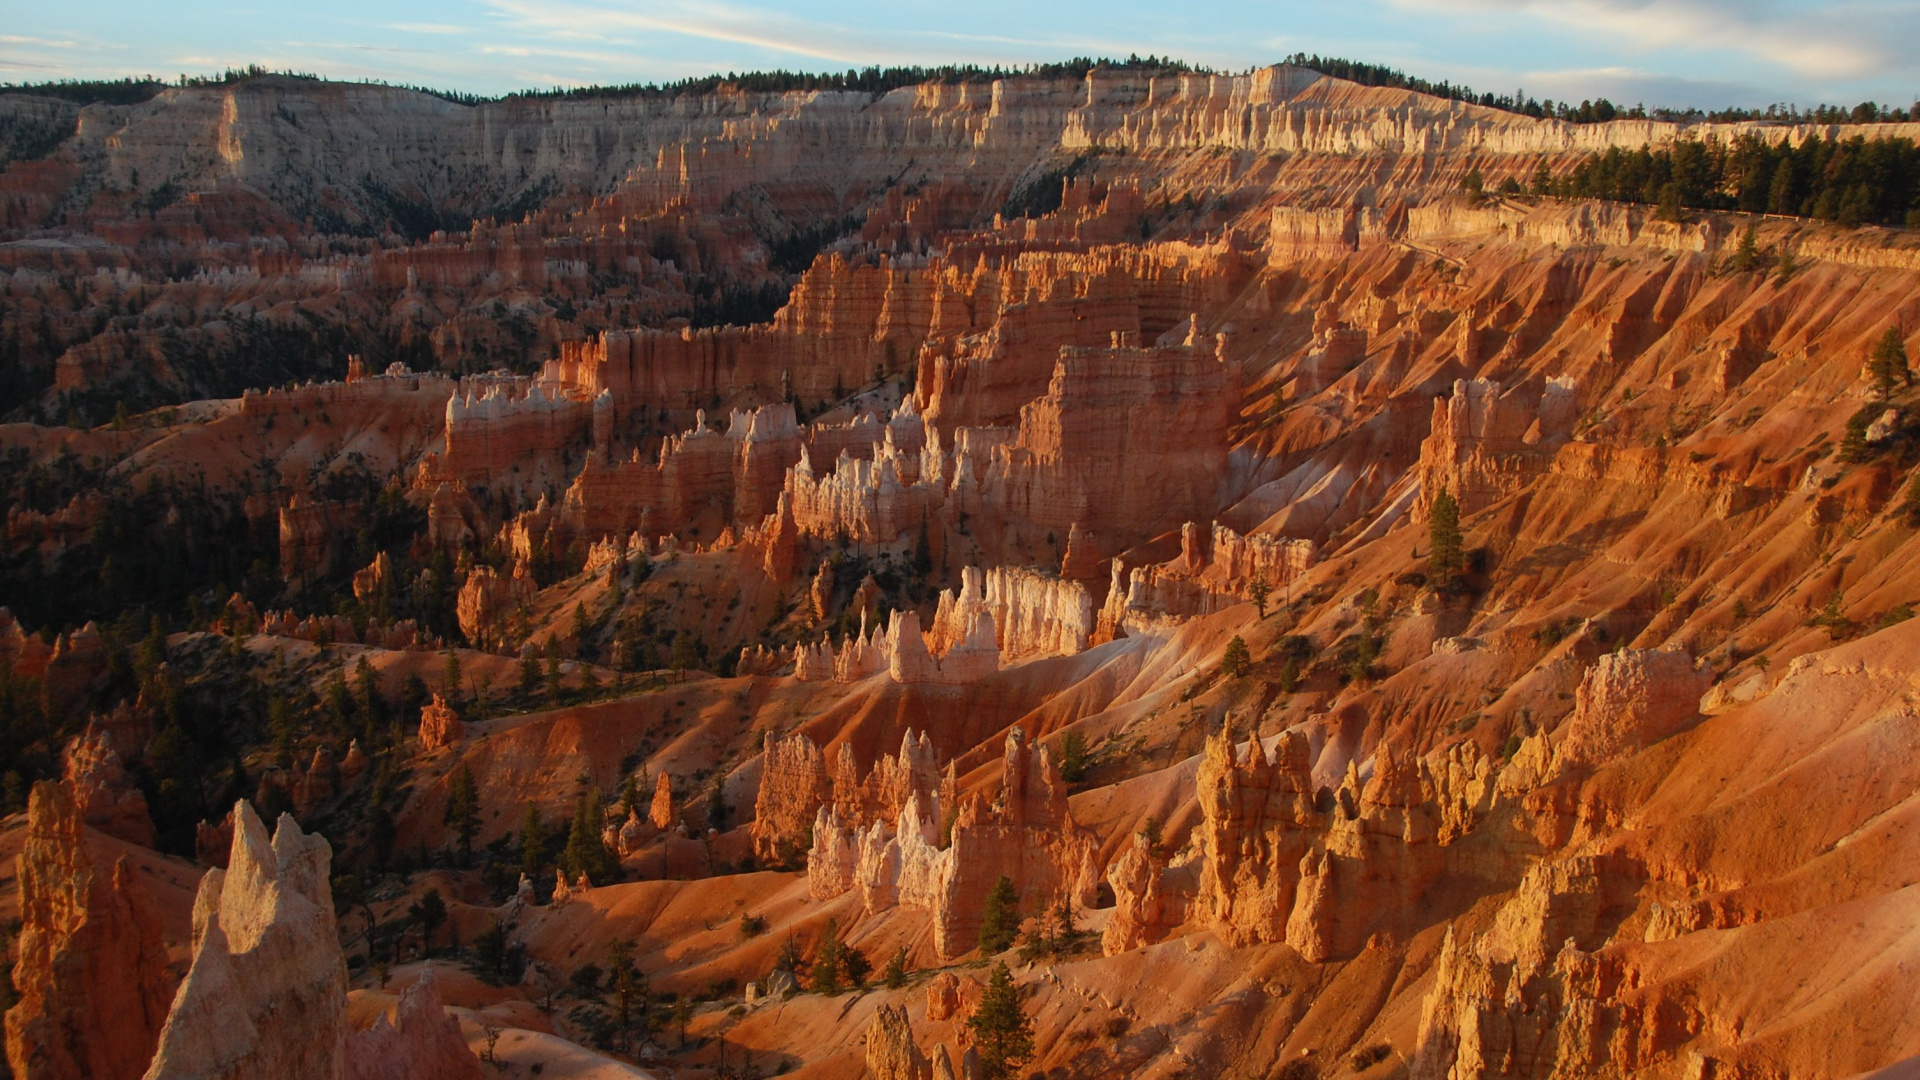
[291,747,339,814]
[416,694,464,752]
[344,969,483,1080]
[866,1004,931,1080]
[454,563,535,648]
[752,731,832,866]
[3,782,171,1080]
[350,552,394,606]
[853,727,1099,959]
[809,561,835,622]
[1102,831,1173,956]
[279,495,355,588]
[1554,647,1711,771]
[60,721,155,847]
[194,810,234,869]
[649,771,675,831]
[923,972,978,1023]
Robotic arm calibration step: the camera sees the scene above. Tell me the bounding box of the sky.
[2,0,1917,111]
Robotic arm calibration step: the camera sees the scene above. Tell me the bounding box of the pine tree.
[444,764,480,858]
[571,602,591,654]
[442,649,463,706]
[519,653,540,701]
[774,934,805,976]
[978,875,1020,954]
[913,514,933,576]
[1531,160,1554,196]
[1656,181,1684,221]
[1733,224,1762,272]
[810,917,846,993]
[409,888,448,955]
[605,938,648,1050]
[519,802,546,876]
[1056,730,1088,784]
[1870,326,1911,401]
[354,655,383,730]
[543,638,564,702]
[670,630,700,678]
[562,792,616,883]
[1220,636,1252,678]
[1248,574,1271,618]
[883,945,910,989]
[706,773,729,830]
[967,962,1035,1080]
[1428,489,1464,586]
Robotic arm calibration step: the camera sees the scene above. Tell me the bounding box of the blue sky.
[3,0,1916,110]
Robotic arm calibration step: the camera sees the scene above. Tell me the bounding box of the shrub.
[1056,729,1089,784]
[1276,1060,1319,1080]
[1350,1043,1393,1069]
[883,945,910,989]
[1428,489,1464,586]
[1276,657,1303,693]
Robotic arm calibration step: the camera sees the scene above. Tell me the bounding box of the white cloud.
[479,0,879,64]
[472,0,1151,69]
[1388,0,1913,79]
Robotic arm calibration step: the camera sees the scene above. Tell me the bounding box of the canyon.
[1,58,1919,1080]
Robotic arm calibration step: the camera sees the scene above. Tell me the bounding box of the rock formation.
[752,732,833,866]
[865,1004,969,1080]
[930,565,1095,660]
[866,1004,932,1080]
[649,770,676,830]
[59,721,155,847]
[1412,377,1577,519]
[142,801,348,1080]
[416,693,464,752]
[866,728,1097,959]
[4,782,171,1080]
[1193,730,1442,961]
[1411,856,1645,1080]
[454,563,536,647]
[1554,647,1712,771]
[344,970,483,1080]
[1102,830,1174,956]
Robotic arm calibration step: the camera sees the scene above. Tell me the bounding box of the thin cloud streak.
[1387,0,1906,78]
